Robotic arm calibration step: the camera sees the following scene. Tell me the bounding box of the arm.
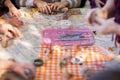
[4,0,21,18]
[86,0,115,25]
[4,0,15,9]
[33,0,52,14]
[95,16,120,35]
[61,0,81,8]
[101,0,115,18]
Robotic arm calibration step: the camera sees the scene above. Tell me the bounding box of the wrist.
[4,0,14,10]
[4,0,11,7]
[96,8,108,19]
[33,0,42,6]
[0,19,8,24]
[62,1,69,7]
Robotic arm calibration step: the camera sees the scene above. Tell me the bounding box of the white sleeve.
[26,0,34,7]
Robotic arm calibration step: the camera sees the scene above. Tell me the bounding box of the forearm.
[4,0,14,9]
[33,0,42,6]
[102,0,115,18]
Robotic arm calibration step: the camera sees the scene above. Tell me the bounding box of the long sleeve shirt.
[11,0,81,8]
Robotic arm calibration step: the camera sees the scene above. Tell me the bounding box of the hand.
[95,17,118,35]
[0,24,21,38]
[9,6,21,18]
[50,2,69,12]
[86,8,108,25]
[11,62,36,80]
[95,0,105,8]
[6,17,23,27]
[36,1,52,14]
[0,60,35,80]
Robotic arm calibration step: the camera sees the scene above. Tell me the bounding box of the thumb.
[94,17,105,25]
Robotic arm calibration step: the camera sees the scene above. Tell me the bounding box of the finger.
[42,7,46,14]
[12,64,35,79]
[50,4,54,10]
[57,6,61,11]
[9,12,13,17]
[99,0,105,5]
[15,20,24,27]
[3,24,15,38]
[1,35,9,48]
[9,18,23,27]
[15,13,20,18]
[46,5,52,14]
[85,9,96,24]
[13,67,28,80]
[61,8,68,12]
[13,27,21,38]
[7,25,18,38]
[18,11,21,17]
[5,31,14,38]
[12,21,23,27]
[96,1,101,8]
[22,64,36,75]
[51,4,56,11]
[44,6,49,15]
[38,7,41,13]
[18,20,24,26]
[13,13,19,18]
[53,5,58,11]
[95,16,105,24]
[39,7,43,13]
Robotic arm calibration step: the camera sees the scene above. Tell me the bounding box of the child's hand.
[11,62,35,80]
[0,60,35,80]
[36,1,52,14]
[9,7,21,18]
[0,24,21,38]
[95,17,118,35]
[86,8,108,25]
[95,0,105,8]
[6,17,23,27]
[50,2,69,12]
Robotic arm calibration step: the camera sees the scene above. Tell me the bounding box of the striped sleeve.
[14,0,34,7]
[26,0,34,7]
[61,0,81,8]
